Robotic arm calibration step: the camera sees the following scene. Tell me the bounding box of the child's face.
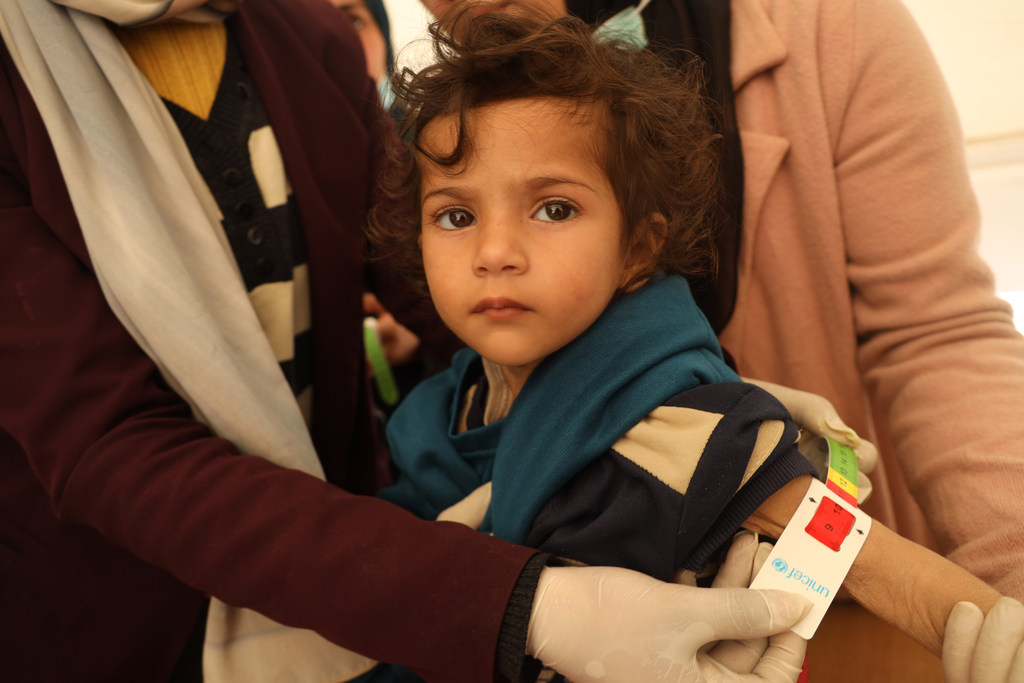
[418,97,631,396]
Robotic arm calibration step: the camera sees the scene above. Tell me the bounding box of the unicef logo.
[772,558,788,574]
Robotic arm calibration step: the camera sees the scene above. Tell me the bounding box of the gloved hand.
[436,481,492,528]
[697,532,801,677]
[743,377,877,503]
[944,597,1024,682]
[527,562,812,682]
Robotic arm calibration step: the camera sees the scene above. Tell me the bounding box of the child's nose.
[473,220,527,275]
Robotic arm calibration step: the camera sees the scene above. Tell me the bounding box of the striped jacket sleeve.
[526,381,817,581]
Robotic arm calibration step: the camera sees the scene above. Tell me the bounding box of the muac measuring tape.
[750,436,872,638]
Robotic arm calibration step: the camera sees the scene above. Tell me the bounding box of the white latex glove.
[944,597,1024,682]
[743,377,877,504]
[527,563,812,682]
[698,533,802,677]
[436,481,492,528]
[707,532,775,590]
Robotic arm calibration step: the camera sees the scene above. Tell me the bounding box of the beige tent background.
[382,0,1024,330]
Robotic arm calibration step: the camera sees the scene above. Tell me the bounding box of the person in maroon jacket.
[0,0,815,681]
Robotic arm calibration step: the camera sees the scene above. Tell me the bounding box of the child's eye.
[437,208,476,230]
[533,201,577,222]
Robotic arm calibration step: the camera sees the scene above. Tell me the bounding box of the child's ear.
[621,212,667,290]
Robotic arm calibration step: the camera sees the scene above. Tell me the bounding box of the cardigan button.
[222,168,243,187]
[246,226,264,246]
[254,257,275,278]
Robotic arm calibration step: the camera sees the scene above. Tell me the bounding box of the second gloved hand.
[744,377,877,504]
[944,597,1024,682]
[527,564,812,682]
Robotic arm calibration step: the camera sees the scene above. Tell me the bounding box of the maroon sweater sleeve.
[0,1,535,680]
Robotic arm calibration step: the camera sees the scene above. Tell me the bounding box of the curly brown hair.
[367,9,722,294]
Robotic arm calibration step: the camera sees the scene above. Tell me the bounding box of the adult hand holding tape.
[744,377,876,504]
[527,561,811,683]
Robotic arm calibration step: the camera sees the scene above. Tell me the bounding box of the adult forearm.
[843,518,1001,656]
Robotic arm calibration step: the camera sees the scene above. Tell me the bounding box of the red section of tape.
[805,496,855,552]
[826,478,858,507]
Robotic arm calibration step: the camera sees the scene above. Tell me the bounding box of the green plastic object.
[363,317,399,407]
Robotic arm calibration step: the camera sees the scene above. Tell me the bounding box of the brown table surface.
[807,601,943,681]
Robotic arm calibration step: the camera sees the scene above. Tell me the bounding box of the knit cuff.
[495,553,549,682]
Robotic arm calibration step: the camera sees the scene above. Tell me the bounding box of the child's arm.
[743,474,1002,656]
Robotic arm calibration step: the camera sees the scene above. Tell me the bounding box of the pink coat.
[720,0,1024,597]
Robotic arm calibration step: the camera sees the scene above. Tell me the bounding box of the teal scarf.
[381,275,739,544]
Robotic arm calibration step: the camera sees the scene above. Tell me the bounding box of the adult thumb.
[705,588,812,641]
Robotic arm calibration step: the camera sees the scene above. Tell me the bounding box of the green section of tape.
[363,318,399,406]
[826,438,859,486]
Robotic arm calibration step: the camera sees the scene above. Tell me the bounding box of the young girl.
[368,11,1020,681]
